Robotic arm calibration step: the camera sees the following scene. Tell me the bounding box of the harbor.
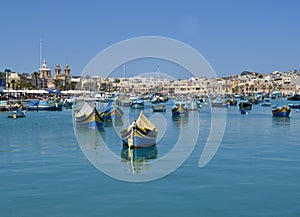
[2,0,300,216]
[1,96,300,216]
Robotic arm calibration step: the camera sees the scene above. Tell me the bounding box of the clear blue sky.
[1,0,300,77]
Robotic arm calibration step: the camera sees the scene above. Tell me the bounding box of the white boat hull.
[121,129,157,148]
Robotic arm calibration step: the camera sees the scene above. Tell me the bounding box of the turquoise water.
[1,100,300,217]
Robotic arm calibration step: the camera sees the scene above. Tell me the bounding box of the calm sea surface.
[1,99,300,217]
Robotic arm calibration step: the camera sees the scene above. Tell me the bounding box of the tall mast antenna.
[123,64,126,79]
[39,39,42,67]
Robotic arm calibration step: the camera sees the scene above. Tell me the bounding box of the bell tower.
[64,64,71,76]
[55,64,61,77]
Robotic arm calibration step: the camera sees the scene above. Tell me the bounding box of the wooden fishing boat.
[287,94,300,101]
[131,98,144,109]
[120,111,158,148]
[75,102,103,128]
[272,105,291,117]
[100,100,123,120]
[239,100,252,110]
[28,100,62,111]
[171,102,188,116]
[152,104,166,112]
[288,104,300,109]
[186,99,201,110]
[211,99,227,108]
[7,109,26,118]
[226,98,237,106]
[261,99,271,107]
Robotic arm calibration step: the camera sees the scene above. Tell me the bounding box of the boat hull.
[131,103,144,109]
[261,103,271,107]
[239,101,252,110]
[121,129,157,148]
[272,106,291,117]
[101,107,123,120]
[288,104,300,109]
[7,110,26,118]
[211,103,227,108]
[75,108,103,128]
[152,105,166,112]
[172,104,188,116]
[28,101,62,111]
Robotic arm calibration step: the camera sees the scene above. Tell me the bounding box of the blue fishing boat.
[7,108,26,118]
[261,99,271,107]
[152,104,166,112]
[100,100,123,120]
[28,100,62,111]
[120,111,158,148]
[131,98,144,109]
[75,102,103,128]
[287,94,300,101]
[288,104,300,109]
[171,102,188,116]
[272,105,291,117]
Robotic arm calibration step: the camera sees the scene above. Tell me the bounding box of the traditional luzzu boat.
[74,102,103,128]
[131,98,145,109]
[171,102,188,116]
[272,105,291,117]
[211,98,227,108]
[287,94,300,101]
[288,104,300,109]
[100,100,123,120]
[226,98,237,106]
[7,108,26,119]
[239,100,252,110]
[186,98,201,110]
[28,100,62,111]
[120,111,158,148]
[152,104,166,112]
[261,99,271,107]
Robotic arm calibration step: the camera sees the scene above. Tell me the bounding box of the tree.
[33,71,39,89]
[52,78,61,90]
[11,79,16,90]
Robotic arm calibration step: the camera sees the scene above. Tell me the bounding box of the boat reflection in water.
[171,114,189,129]
[272,116,290,127]
[74,125,158,176]
[121,145,158,174]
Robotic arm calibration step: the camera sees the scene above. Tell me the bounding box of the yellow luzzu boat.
[75,102,103,128]
[120,111,158,148]
[272,105,291,117]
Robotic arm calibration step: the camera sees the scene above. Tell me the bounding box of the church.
[38,59,71,89]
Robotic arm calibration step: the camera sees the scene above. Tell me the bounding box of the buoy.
[13,114,17,119]
[241,110,247,115]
